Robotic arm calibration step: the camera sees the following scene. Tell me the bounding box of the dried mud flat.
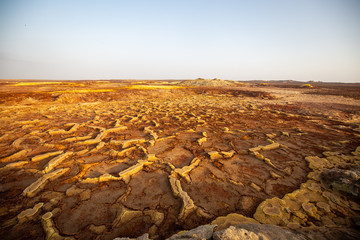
[0,80,360,240]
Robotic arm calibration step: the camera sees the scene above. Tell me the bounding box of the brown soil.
[0,80,359,239]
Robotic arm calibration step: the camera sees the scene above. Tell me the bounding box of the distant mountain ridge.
[178,78,241,87]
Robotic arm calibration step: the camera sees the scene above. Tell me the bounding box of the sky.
[0,0,359,82]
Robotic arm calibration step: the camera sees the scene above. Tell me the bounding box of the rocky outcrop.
[212,224,360,240]
[167,225,216,240]
[321,168,360,197]
[214,225,272,240]
[253,148,360,229]
[165,224,360,240]
[211,213,259,231]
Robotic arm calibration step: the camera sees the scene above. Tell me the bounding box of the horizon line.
[0,78,359,84]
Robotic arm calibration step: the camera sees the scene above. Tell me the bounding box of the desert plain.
[0,79,359,239]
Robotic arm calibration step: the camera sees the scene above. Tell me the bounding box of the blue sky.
[0,0,359,82]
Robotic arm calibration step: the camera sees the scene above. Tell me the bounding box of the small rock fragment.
[207,151,222,160]
[0,161,28,171]
[302,202,320,220]
[23,168,69,197]
[1,149,28,162]
[79,189,91,201]
[65,185,85,196]
[197,137,207,146]
[221,150,235,158]
[42,152,72,174]
[270,171,281,179]
[250,183,262,192]
[282,132,290,137]
[17,202,44,221]
[89,224,106,234]
[316,202,330,213]
[266,133,276,139]
[32,151,63,162]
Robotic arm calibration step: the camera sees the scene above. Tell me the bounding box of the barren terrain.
[0,79,359,239]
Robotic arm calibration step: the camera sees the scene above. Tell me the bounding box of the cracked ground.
[0,80,359,239]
